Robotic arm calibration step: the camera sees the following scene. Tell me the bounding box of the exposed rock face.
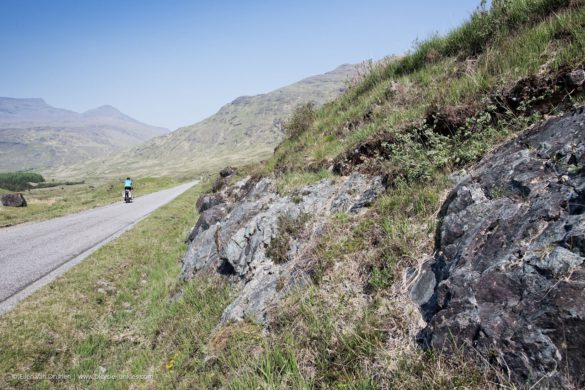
[195,193,224,213]
[182,173,385,324]
[1,193,27,207]
[410,109,585,387]
[186,206,227,243]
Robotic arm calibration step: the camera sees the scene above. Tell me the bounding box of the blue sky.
[0,1,480,130]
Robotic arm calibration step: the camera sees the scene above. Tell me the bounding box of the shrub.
[0,172,45,191]
[284,102,316,140]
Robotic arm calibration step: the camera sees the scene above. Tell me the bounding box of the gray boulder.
[410,109,585,388]
[1,193,27,207]
[181,225,221,279]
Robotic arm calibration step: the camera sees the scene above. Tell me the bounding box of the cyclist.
[124,177,133,202]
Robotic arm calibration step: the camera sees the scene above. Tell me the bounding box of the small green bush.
[284,102,316,140]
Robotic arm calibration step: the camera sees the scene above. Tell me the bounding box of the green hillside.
[267,0,584,180]
[51,64,357,179]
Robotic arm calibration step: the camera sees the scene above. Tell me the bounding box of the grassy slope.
[0,1,584,389]
[0,176,184,226]
[269,0,585,179]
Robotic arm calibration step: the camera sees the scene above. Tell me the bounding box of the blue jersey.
[124,179,133,188]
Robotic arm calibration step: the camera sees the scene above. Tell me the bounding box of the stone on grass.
[1,193,27,207]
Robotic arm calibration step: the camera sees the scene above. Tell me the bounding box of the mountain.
[0,98,78,125]
[53,64,357,178]
[163,63,357,151]
[81,105,133,119]
[0,98,169,172]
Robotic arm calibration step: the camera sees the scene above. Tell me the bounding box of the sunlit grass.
[0,183,234,388]
[268,1,584,177]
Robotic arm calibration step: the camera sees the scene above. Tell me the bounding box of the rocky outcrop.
[410,109,585,387]
[1,193,27,207]
[195,193,224,213]
[186,206,227,243]
[182,173,385,324]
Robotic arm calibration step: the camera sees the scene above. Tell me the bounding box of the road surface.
[0,181,198,314]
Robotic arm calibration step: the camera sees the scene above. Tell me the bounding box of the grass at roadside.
[0,182,234,389]
[0,175,503,389]
[0,176,185,226]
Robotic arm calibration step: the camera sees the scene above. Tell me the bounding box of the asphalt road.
[0,180,198,314]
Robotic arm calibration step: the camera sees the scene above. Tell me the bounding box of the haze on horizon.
[0,0,480,130]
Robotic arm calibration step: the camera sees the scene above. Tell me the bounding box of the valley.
[0,1,584,388]
[50,64,357,179]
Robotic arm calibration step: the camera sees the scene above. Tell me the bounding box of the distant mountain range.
[0,98,168,172]
[53,64,357,178]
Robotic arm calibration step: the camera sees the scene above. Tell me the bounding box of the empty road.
[0,181,197,314]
